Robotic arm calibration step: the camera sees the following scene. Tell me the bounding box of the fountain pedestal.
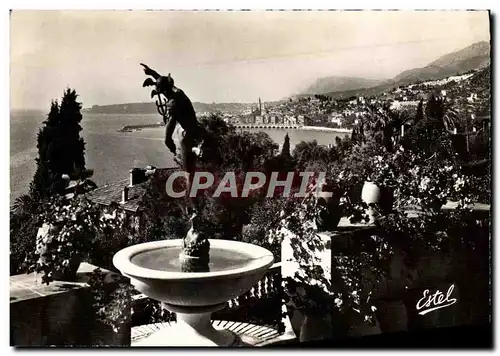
[134,307,242,347]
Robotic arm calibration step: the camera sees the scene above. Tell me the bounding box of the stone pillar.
[281,228,333,342]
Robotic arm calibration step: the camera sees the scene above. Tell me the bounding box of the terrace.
[10,201,490,347]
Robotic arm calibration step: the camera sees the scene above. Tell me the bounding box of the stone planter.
[361,181,393,222]
[53,255,82,282]
[35,223,82,282]
[315,191,341,231]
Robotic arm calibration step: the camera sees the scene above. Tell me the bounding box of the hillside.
[313,41,490,99]
[299,76,384,96]
[429,41,490,68]
[387,41,490,86]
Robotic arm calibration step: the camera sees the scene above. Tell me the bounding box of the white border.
[3,2,497,355]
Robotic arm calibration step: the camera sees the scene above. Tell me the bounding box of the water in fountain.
[130,246,255,273]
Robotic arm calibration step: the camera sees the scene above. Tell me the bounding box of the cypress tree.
[281,133,291,157]
[30,101,61,198]
[29,89,87,199]
[52,88,86,177]
[415,99,424,124]
[425,93,445,130]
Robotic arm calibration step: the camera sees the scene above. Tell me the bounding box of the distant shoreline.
[301,126,352,133]
[117,123,164,132]
[117,123,352,134]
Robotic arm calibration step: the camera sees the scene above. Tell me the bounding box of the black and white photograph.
[9,9,492,348]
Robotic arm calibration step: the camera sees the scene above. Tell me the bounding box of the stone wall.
[281,213,491,343]
[10,263,130,347]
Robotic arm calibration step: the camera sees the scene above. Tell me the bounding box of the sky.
[10,10,490,109]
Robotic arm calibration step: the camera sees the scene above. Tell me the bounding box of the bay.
[10,111,349,201]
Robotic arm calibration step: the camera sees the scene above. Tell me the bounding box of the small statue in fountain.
[141,63,209,272]
[179,212,211,272]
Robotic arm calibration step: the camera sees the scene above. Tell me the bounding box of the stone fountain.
[113,239,273,346]
[112,65,274,346]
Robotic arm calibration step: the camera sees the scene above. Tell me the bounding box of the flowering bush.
[330,251,386,326]
[329,137,398,214]
[266,190,386,330]
[389,142,478,215]
[372,113,485,271]
[26,196,121,284]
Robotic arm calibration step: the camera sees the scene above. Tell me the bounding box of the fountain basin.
[114,239,274,311]
[113,239,274,346]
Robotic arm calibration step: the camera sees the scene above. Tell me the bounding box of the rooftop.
[86,167,179,213]
[86,178,146,213]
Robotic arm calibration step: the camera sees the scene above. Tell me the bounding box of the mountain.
[390,41,490,85]
[428,41,490,69]
[302,41,490,99]
[299,76,384,96]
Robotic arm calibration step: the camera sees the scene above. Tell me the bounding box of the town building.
[86,166,179,232]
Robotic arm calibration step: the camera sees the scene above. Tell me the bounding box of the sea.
[10,111,350,202]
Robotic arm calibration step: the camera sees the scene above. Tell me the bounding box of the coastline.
[301,126,352,133]
[117,123,352,134]
[117,123,164,132]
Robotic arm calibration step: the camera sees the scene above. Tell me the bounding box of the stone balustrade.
[281,205,490,342]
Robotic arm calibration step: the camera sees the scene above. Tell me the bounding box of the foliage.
[293,140,332,171]
[89,214,134,271]
[87,268,135,333]
[157,115,286,241]
[241,197,289,260]
[17,194,143,333]
[30,101,64,199]
[138,173,188,243]
[264,94,489,334]
[360,104,412,152]
[24,196,120,284]
[11,89,95,275]
[131,299,176,326]
[10,194,45,275]
[414,99,424,124]
[30,89,90,199]
[265,192,382,328]
[199,114,278,172]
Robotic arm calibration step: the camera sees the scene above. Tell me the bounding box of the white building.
[390,100,420,110]
[328,113,343,126]
[468,93,478,103]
